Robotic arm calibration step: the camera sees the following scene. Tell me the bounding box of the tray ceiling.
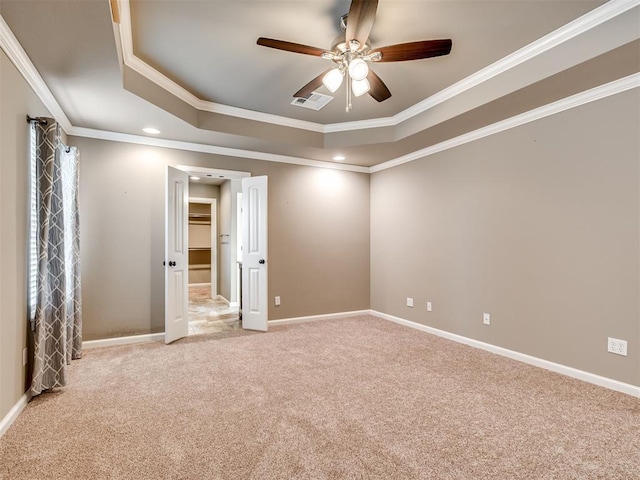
[1,0,637,169]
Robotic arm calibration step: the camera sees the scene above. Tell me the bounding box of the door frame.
[174,165,253,326]
[189,197,217,297]
[177,166,251,183]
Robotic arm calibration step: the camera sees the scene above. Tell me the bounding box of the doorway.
[165,165,268,343]
[181,167,248,336]
[187,196,239,334]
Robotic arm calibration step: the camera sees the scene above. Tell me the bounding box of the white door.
[165,166,189,344]
[241,176,268,331]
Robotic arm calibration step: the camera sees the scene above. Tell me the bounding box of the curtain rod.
[26,115,72,153]
[26,115,48,125]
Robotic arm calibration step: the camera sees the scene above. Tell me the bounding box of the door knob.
[259,259,265,264]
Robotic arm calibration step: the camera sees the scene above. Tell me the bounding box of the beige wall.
[71,137,371,340]
[371,90,640,387]
[2,43,636,430]
[0,51,54,421]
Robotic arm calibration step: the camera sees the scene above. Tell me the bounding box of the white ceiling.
[1,0,637,169]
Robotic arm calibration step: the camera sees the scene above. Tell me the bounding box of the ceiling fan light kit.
[322,57,371,101]
[257,0,452,113]
[322,68,344,93]
[348,58,369,81]
[352,78,370,97]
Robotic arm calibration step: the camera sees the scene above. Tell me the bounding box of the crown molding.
[394,0,640,124]
[117,0,325,133]
[371,73,640,173]
[0,12,365,173]
[69,73,639,176]
[323,116,396,133]
[67,126,370,173]
[116,0,639,134]
[0,15,72,133]
[2,6,637,177]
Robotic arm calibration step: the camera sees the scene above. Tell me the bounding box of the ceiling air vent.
[290,92,333,111]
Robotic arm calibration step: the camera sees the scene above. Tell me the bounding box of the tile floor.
[188,286,240,335]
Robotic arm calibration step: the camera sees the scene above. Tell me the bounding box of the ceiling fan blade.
[372,39,452,62]
[293,69,333,98]
[367,70,391,102]
[257,38,326,57]
[345,0,378,49]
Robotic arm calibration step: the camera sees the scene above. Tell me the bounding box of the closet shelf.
[189,246,211,250]
[189,264,211,270]
[188,213,211,225]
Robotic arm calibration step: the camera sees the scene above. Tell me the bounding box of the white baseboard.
[80,309,639,398]
[0,393,30,439]
[82,332,165,349]
[215,295,239,308]
[269,310,371,326]
[371,310,640,398]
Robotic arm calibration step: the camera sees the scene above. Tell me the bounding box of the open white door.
[241,176,268,331]
[165,166,189,344]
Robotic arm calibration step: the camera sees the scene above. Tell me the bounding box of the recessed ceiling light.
[333,154,346,161]
[190,176,200,181]
[143,127,160,134]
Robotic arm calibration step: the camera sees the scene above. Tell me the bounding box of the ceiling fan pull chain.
[346,75,352,112]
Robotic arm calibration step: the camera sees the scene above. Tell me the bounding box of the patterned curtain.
[31,118,82,396]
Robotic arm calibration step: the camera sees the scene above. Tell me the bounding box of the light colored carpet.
[1,315,638,479]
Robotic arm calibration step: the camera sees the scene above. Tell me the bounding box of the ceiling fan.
[257,0,452,112]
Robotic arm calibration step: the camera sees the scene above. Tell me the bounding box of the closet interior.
[188,202,212,288]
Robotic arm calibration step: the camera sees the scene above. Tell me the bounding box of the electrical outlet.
[406,297,414,308]
[607,337,627,356]
[23,348,28,366]
[426,301,432,312]
[483,313,491,325]
[274,296,281,306]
